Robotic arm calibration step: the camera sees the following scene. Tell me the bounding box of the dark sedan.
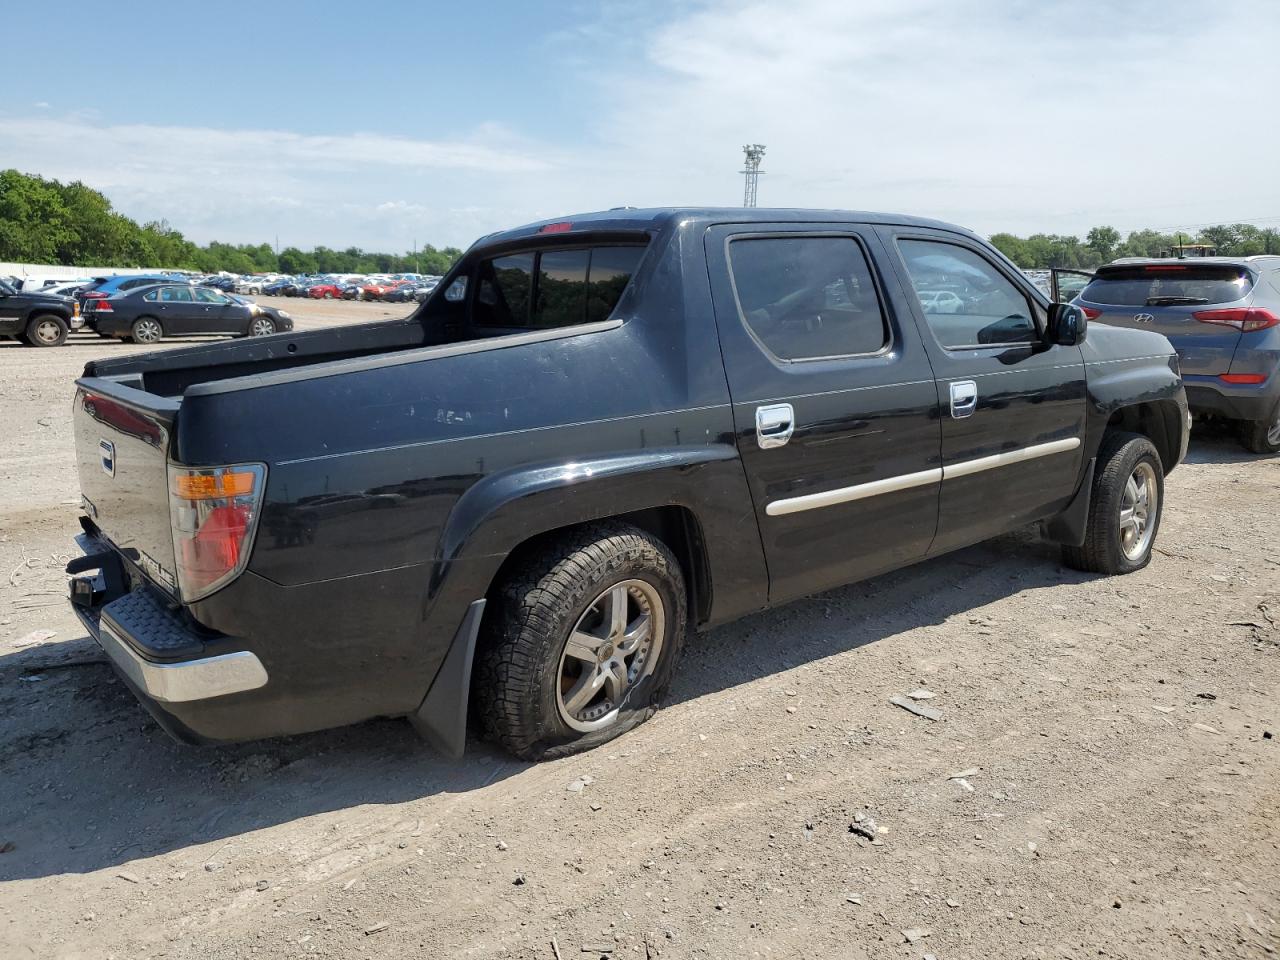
[83,283,294,344]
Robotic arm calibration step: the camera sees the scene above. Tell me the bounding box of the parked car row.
[260,274,442,302]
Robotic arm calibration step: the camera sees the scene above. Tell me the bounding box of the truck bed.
[83,317,434,398]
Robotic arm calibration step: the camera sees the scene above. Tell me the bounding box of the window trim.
[468,241,649,331]
[893,232,1044,352]
[723,230,896,364]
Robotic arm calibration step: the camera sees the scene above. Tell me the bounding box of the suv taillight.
[1193,307,1280,333]
[168,464,266,601]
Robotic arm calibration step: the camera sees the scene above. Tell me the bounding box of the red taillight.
[93,301,113,313]
[179,505,251,594]
[83,290,108,299]
[537,221,573,234]
[1219,373,1268,385]
[1080,306,1102,320]
[1145,265,1188,272]
[1193,307,1280,333]
[168,464,266,601]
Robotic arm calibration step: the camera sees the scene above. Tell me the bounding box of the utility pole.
[741,144,766,208]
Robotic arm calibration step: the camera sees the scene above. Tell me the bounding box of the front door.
[876,228,1088,555]
[705,223,942,604]
[0,281,23,335]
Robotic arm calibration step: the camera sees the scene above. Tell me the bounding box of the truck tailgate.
[73,377,180,595]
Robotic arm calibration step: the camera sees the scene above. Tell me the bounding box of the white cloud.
[1,0,1276,250]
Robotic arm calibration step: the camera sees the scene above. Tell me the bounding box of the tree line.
[991,223,1280,270]
[0,169,463,276]
[4,167,1278,276]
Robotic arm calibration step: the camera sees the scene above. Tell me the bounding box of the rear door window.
[473,245,645,330]
[1080,265,1254,306]
[727,236,889,360]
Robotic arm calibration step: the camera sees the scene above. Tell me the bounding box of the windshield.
[1081,265,1254,306]
[0,280,15,296]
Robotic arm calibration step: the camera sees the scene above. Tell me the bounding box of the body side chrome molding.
[765,437,1082,517]
[766,467,943,516]
[941,437,1081,481]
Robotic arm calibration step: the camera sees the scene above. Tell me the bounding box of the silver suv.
[1075,256,1280,453]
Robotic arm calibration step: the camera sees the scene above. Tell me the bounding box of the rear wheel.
[1062,432,1164,575]
[473,524,688,761]
[23,314,69,347]
[1241,399,1280,455]
[130,317,163,344]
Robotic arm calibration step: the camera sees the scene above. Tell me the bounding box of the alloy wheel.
[134,319,162,343]
[555,579,665,733]
[249,317,276,337]
[1118,461,1158,561]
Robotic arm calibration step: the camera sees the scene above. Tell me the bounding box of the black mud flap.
[409,599,486,759]
[1041,457,1096,547]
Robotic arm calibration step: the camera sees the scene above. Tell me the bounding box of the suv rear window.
[1081,265,1254,307]
[474,244,645,330]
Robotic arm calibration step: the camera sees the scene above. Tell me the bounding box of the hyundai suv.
[1075,256,1280,453]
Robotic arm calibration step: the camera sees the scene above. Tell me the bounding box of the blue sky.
[3,0,1277,252]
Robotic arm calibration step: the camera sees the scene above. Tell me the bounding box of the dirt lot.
[0,299,1277,959]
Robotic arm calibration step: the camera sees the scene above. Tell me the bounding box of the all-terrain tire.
[472,523,688,761]
[1062,431,1164,575]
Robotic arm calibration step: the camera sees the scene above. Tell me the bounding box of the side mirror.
[1046,302,1087,347]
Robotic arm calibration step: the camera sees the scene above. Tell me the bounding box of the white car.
[236,277,274,295]
[918,290,965,314]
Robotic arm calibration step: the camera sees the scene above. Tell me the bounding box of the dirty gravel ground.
[0,301,1277,959]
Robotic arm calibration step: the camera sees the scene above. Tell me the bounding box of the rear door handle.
[950,380,977,419]
[756,403,795,449]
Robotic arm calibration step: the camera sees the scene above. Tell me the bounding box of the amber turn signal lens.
[173,470,257,500]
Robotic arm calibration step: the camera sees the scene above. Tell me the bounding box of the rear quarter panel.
[180,225,768,718]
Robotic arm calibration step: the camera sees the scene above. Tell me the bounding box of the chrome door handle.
[756,403,795,449]
[950,380,977,419]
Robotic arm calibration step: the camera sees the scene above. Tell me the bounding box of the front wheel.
[130,317,163,344]
[1241,399,1280,455]
[24,314,69,347]
[473,524,688,761]
[248,317,277,337]
[1062,432,1164,575]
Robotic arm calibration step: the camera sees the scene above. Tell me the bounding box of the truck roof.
[481,206,976,246]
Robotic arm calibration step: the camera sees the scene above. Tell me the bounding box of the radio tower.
[741,144,766,207]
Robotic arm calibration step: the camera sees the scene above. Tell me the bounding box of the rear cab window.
[1081,264,1255,306]
[470,244,646,331]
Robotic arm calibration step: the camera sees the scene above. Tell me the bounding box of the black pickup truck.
[0,278,80,346]
[65,208,1190,760]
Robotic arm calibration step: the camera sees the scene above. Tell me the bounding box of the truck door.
[875,227,1087,555]
[705,223,942,605]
